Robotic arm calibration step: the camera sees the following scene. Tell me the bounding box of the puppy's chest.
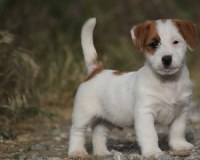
[153,82,191,124]
[161,82,180,103]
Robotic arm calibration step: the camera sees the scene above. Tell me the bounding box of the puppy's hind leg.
[92,122,112,156]
[68,103,97,158]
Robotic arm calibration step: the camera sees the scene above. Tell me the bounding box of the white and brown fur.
[68,18,198,158]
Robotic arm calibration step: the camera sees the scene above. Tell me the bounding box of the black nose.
[162,55,172,67]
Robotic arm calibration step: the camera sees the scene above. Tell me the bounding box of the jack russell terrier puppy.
[68,18,198,158]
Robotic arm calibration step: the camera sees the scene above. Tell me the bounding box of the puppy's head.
[131,19,198,75]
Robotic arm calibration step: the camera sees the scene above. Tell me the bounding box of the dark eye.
[149,41,159,49]
[173,40,179,44]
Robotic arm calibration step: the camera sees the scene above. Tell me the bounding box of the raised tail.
[81,18,102,74]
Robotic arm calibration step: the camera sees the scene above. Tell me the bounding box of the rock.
[158,154,173,160]
[185,152,200,160]
[111,150,127,160]
[19,148,24,152]
[34,157,44,160]
[31,143,49,151]
[54,136,62,141]
[28,152,40,160]
[128,153,143,160]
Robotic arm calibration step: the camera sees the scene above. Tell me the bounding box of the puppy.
[68,18,198,158]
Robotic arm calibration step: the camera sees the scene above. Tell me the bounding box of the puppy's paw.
[94,149,112,156]
[170,141,194,151]
[68,150,89,158]
[142,148,163,158]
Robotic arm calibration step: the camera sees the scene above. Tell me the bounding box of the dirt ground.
[1,105,200,160]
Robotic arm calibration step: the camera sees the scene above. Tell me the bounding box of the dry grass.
[0,0,199,138]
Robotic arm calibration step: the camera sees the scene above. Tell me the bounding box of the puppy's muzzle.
[162,55,172,68]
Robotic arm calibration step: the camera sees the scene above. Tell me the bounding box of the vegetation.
[0,0,199,137]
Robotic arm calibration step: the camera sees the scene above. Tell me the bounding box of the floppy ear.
[130,21,156,52]
[130,22,149,52]
[173,19,198,50]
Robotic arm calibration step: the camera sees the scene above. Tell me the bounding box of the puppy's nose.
[162,55,172,67]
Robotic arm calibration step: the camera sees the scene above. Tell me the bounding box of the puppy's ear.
[173,19,198,50]
[130,21,156,52]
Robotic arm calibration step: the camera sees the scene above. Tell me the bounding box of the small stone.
[30,152,39,159]
[54,136,61,141]
[60,133,66,138]
[35,157,44,160]
[128,153,143,160]
[158,154,173,160]
[111,150,127,160]
[185,152,200,160]
[31,143,49,151]
[19,148,24,152]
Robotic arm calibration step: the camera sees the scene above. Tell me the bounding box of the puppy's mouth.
[156,66,179,75]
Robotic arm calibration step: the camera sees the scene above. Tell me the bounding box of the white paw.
[170,140,194,151]
[68,150,89,158]
[94,149,112,156]
[142,148,163,158]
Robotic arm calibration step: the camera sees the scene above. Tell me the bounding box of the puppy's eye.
[173,40,179,44]
[149,41,159,49]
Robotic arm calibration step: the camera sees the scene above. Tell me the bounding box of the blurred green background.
[0,0,200,137]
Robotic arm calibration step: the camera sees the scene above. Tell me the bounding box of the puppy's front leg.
[135,112,163,158]
[169,111,193,151]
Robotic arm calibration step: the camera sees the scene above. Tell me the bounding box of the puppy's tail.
[81,17,102,74]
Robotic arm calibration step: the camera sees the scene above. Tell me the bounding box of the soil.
[1,106,200,160]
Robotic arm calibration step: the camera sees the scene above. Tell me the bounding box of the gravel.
[1,105,200,160]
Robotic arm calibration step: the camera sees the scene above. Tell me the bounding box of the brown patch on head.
[85,64,104,81]
[173,19,198,49]
[113,70,124,75]
[131,20,160,54]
